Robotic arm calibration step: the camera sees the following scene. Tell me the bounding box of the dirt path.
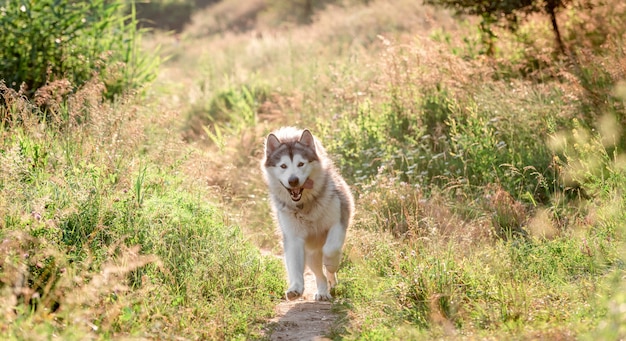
[267,263,336,341]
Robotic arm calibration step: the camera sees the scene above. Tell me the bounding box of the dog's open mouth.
[286,178,314,202]
[289,187,304,201]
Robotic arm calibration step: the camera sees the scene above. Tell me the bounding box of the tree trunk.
[480,14,496,56]
[304,0,314,24]
[547,3,566,54]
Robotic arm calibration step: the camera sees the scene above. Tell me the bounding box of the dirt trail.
[268,267,336,341]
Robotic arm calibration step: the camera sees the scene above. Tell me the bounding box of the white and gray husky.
[261,127,354,301]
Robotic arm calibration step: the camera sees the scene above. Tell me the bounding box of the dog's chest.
[278,199,339,236]
[292,208,320,225]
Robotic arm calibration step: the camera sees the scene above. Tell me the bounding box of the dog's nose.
[288,176,299,187]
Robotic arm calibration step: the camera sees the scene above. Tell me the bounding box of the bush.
[0,0,158,99]
[322,86,556,206]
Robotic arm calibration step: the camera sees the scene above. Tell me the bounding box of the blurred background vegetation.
[1,0,626,339]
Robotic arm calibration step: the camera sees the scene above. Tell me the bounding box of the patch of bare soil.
[268,268,336,341]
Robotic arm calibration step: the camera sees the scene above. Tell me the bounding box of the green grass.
[0,88,284,340]
[2,0,626,339]
[0,0,158,99]
[335,228,619,339]
[319,27,626,336]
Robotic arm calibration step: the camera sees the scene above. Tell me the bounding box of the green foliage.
[132,186,285,338]
[337,77,626,338]
[207,84,269,126]
[187,83,271,151]
[0,99,283,339]
[338,231,615,339]
[3,0,626,339]
[552,116,626,202]
[320,101,409,185]
[323,86,556,205]
[317,28,625,335]
[425,0,571,54]
[590,270,626,340]
[0,0,158,99]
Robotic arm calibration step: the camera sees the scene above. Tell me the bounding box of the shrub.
[323,86,556,206]
[0,0,158,100]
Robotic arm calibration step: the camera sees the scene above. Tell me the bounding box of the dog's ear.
[266,133,281,156]
[299,129,315,150]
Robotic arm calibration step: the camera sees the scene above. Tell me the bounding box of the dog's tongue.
[303,178,314,189]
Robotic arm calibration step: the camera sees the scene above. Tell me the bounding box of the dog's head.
[263,129,319,202]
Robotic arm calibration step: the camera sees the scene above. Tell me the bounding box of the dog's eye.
[280,164,287,169]
[297,162,304,167]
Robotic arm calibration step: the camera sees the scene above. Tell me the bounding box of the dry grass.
[3,0,624,338]
[1,40,285,337]
[164,0,626,339]
[187,0,267,36]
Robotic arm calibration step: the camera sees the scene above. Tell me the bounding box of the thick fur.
[261,127,354,301]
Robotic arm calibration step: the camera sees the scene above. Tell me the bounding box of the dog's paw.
[285,290,303,301]
[314,292,333,301]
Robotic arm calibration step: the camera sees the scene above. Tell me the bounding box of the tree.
[425,0,571,55]
[543,0,568,54]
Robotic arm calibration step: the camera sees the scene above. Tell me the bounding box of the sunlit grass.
[173,0,626,339]
[0,77,284,339]
[2,0,626,339]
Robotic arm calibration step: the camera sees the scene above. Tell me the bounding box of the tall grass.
[0,78,284,339]
[2,0,626,339]
[171,0,626,339]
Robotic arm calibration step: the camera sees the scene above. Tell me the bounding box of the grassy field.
[2,0,626,339]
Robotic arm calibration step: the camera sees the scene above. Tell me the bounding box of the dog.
[261,127,354,301]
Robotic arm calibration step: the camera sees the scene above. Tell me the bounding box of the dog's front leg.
[283,234,305,300]
[323,223,347,289]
